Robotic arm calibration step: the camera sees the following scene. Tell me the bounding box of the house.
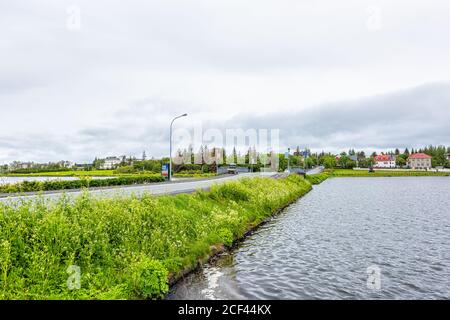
[100,156,122,170]
[374,155,396,168]
[407,153,432,169]
[8,161,34,170]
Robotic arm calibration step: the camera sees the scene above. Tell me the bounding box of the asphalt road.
[0,172,277,204]
[305,166,325,175]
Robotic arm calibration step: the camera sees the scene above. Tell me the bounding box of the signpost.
[162,164,169,180]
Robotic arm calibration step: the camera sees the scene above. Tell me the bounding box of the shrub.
[217,228,234,247]
[128,256,169,299]
[0,175,165,194]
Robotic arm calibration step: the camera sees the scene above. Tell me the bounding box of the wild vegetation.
[305,172,330,185]
[330,169,450,177]
[0,175,164,194]
[0,175,311,299]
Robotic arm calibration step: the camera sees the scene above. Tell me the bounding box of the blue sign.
[161,164,169,178]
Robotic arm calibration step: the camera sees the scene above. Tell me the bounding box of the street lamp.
[169,113,188,181]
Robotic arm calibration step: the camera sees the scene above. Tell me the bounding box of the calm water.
[168,177,450,300]
[0,176,112,185]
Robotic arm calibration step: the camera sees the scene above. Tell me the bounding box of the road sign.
[162,164,169,179]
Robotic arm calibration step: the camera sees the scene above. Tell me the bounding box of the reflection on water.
[168,177,450,300]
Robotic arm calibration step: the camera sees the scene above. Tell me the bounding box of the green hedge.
[0,175,311,299]
[0,176,164,194]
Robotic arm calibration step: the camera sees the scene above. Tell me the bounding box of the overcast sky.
[1,0,449,163]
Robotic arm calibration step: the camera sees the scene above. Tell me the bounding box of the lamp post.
[287,147,290,172]
[169,113,188,181]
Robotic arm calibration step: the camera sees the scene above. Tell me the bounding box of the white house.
[374,154,396,168]
[100,156,122,170]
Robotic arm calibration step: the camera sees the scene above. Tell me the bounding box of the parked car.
[227,163,238,174]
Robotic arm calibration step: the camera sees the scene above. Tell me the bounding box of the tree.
[338,155,356,169]
[142,151,147,161]
[320,155,336,169]
[396,157,406,167]
[305,157,315,169]
[232,147,238,164]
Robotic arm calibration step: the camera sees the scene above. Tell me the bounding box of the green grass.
[305,172,330,185]
[2,170,117,177]
[331,169,450,177]
[0,175,164,194]
[0,175,312,299]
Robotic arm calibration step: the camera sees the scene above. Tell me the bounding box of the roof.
[374,155,394,162]
[408,153,432,159]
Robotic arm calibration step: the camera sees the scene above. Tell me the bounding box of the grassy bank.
[305,172,330,185]
[0,175,311,299]
[2,170,217,179]
[330,169,450,177]
[0,175,164,194]
[3,170,117,177]
[302,168,450,185]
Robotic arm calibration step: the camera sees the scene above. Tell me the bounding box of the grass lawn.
[331,169,450,177]
[2,170,117,177]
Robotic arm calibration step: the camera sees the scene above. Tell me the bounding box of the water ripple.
[168,177,450,300]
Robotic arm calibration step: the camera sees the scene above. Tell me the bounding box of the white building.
[374,155,396,168]
[100,156,122,170]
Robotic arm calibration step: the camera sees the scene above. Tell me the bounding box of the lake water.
[168,177,450,300]
[0,176,112,185]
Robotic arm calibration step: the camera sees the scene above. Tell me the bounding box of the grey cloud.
[1,1,450,163]
[220,82,450,151]
[0,82,449,163]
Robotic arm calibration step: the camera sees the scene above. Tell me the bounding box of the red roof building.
[408,153,432,159]
[408,153,432,169]
[374,155,393,162]
[373,154,396,168]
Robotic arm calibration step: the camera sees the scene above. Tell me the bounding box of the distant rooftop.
[408,153,432,159]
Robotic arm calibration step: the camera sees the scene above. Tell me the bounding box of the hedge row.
[0,176,165,194]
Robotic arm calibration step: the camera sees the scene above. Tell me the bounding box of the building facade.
[374,155,396,168]
[407,153,432,169]
[100,156,122,170]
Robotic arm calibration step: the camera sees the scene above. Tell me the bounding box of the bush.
[0,175,165,194]
[129,256,169,299]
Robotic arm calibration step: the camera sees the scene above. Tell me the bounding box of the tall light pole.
[169,113,188,181]
[287,147,291,172]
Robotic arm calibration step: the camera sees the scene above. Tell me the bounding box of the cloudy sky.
[1,0,449,163]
